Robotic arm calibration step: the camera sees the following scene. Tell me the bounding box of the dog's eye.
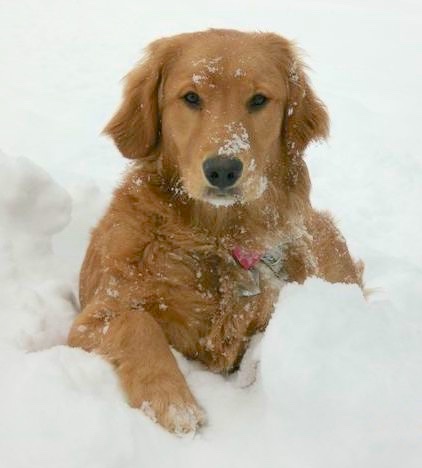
[248,94,268,110]
[183,92,201,108]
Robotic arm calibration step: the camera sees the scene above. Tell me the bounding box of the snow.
[261,279,422,467]
[193,57,223,73]
[0,1,422,467]
[192,73,205,84]
[234,68,246,78]
[204,196,238,207]
[218,122,251,156]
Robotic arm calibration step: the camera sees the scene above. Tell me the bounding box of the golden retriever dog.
[68,29,363,434]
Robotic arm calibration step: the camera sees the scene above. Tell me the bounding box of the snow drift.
[0,148,420,467]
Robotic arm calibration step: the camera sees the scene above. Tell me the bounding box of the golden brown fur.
[68,29,363,434]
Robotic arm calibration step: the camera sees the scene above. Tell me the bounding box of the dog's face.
[105,30,329,207]
[161,38,286,206]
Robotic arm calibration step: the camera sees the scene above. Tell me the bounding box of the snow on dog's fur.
[68,29,363,434]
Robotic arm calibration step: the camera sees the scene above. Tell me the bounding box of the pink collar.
[232,246,263,270]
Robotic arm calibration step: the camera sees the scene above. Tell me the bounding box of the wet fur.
[68,29,363,434]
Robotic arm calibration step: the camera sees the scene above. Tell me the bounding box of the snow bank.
[261,279,422,468]
[0,150,75,350]
[0,149,421,468]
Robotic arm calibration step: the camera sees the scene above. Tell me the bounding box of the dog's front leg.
[68,301,205,434]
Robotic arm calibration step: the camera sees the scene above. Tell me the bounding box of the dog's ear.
[103,38,174,159]
[283,48,330,156]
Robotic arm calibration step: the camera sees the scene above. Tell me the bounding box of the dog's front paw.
[137,379,206,435]
[160,402,205,435]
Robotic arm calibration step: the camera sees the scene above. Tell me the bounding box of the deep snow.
[0,1,421,467]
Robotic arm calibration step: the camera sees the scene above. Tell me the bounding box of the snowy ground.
[0,1,421,467]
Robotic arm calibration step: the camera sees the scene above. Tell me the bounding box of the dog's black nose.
[203,156,243,189]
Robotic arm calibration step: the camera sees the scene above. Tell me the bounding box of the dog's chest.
[140,234,285,371]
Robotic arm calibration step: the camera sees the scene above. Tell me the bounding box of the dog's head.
[104,29,328,207]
